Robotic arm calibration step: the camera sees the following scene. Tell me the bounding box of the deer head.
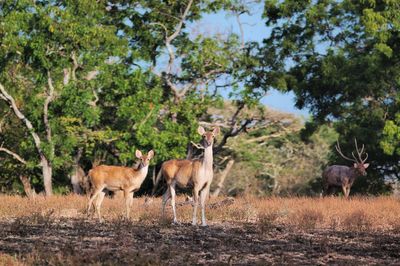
[136,150,154,169]
[335,138,369,176]
[198,126,220,148]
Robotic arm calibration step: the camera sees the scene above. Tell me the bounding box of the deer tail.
[151,167,163,196]
[85,169,94,197]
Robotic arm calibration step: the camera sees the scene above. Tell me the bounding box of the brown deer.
[322,139,369,198]
[154,126,220,226]
[87,150,154,221]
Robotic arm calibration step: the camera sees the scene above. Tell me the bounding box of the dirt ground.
[0,195,400,265]
[1,219,399,265]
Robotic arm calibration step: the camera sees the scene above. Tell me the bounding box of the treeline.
[0,0,399,196]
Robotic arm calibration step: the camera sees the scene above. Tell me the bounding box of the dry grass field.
[0,194,400,265]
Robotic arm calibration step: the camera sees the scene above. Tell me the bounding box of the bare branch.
[63,68,70,85]
[191,141,205,150]
[85,70,99,81]
[0,144,27,164]
[45,71,55,149]
[0,83,44,155]
[235,12,245,49]
[150,0,193,101]
[88,88,99,107]
[211,159,235,197]
[149,22,168,38]
[0,93,7,101]
[166,0,193,45]
[216,118,252,153]
[71,51,78,81]
[198,121,231,129]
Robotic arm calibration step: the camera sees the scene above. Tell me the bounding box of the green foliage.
[0,0,266,194]
[381,111,400,156]
[258,0,400,192]
[2,0,394,196]
[223,114,337,196]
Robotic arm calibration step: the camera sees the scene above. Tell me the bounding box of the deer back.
[162,159,201,187]
[89,165,137,189]
[323,165,358,186]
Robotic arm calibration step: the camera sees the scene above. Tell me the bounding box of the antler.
[353,138,368,163]
[335,140,358,163]
[336,138,368,164]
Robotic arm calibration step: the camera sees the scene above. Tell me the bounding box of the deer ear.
[135,150,143,159]
[353,163,358,168]
[197,126,205,135]
[363,163,369,169]
[148,150,154,159]
[212,127,220,135]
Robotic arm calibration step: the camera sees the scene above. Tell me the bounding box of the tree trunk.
[70,148,88,194]
[0,83,54,196]
[41,155,53,196]
[211,159,235,197]
[71,166,87,194]
[19,175,36,199]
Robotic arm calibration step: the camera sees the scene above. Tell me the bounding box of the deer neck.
[132,164,149,182]
[202,145,213,170]
[349,167,360,179]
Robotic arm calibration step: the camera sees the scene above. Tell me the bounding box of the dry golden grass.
[0,194,399,232]
[0,253,23,266]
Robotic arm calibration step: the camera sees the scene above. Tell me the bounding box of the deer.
[322,139,369,198]
[87,149,154,221]
[154,126,220,226]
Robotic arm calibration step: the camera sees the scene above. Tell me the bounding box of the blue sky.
[191,6,310,117]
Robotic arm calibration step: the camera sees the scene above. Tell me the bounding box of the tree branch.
[88,88,99,107]
[191,141,205,150]
[151,0,193,101]
[235,11,245,49]
[71,51,79,81]
[63,68,70,85]
[0,83,44,156]
[211,159,235,197]
[0,144,27,164]
[44,71,55,158]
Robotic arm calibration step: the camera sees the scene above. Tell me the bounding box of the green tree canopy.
[258,0,400,191]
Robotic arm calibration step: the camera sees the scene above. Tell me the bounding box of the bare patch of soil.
[1,218,399,265]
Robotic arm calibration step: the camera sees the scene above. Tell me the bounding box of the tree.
[1,0,272,195]
[208,101,337,196]
[257,0,400,193]
[0,0,127,195]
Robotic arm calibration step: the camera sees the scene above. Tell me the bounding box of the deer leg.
[326,185,335,196]
[192,186,200,226]
[322,181,329,196]
[95,191,106,222]
[342,185,348,198]
[199,184,210,226]
[323,184,329,196]
[170,181,178,224]
[345,186,351,198]
[87,187,104,216]
[124,190,134,219]
[161,186,171,218]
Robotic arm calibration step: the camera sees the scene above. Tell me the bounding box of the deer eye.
[202,135,206,138]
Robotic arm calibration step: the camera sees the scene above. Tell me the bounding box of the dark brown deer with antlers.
[322,139,369,198]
